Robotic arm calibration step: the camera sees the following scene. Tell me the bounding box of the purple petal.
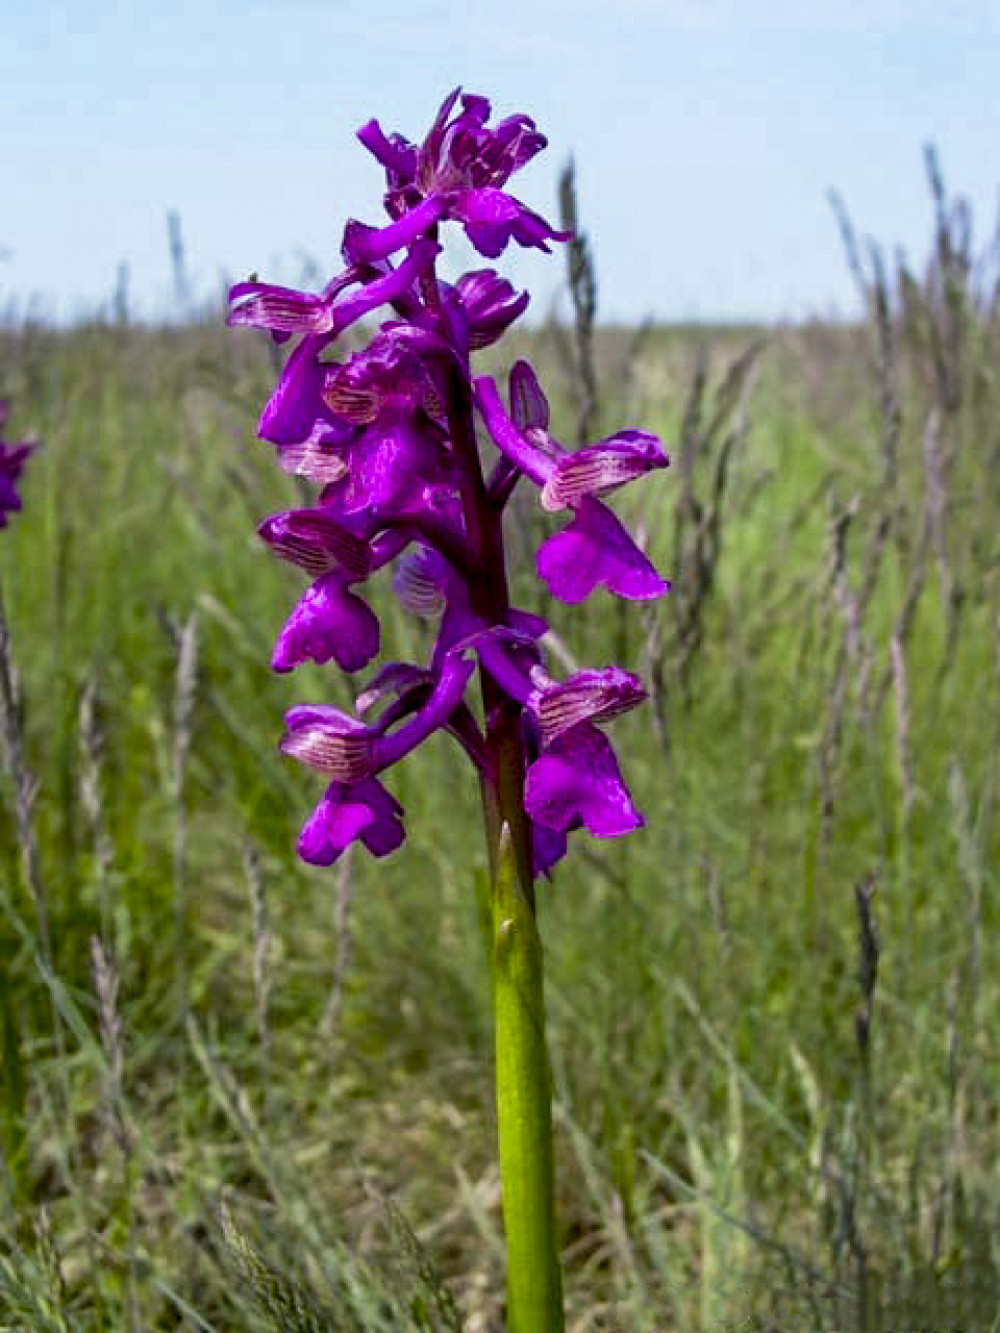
[259,340,333,445]
[272,573,380,675]
[525,723,644,838]
[339,418,450,516]
[454,269,530,349]
[343,196,448,264]
[356,119,417,182]
[451,188,528,258]
[536,497,670,603]
[324,240,442,338]
[373,652,475,770]
[509,360,550,431]
[355,662,429,715]
[474,375,552,486]
[0,443,34,528]
[471,114,547,186]
[299,779,404,865]
[418,86,465,181]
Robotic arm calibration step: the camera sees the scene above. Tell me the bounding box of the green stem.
[488,819,565,1333]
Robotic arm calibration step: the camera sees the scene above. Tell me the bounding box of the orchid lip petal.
[536,497,671,604]
[525,723,644,838]
[271,573,380,675]
[299,778,405,864]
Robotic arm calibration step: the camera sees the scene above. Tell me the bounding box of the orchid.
[0,401,35,530]
[230,86,670,1333]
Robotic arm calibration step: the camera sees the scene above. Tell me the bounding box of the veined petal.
[393,545,448,616]
[280,704,376,782]
[282,651,474,784]
[536,497,670,603]
[228,283,337,336]
[527,666,647,747]
[472,115,547,186]
[540,431,669,511]
[525,723,644,838]
[299,778,404,864]
[272,573,380,675]
[275,422,352,483]
[259,509,372,579]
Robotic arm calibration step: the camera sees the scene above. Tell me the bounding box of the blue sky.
[4,0,998,324]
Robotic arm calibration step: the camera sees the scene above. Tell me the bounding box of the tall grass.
[1,150,999,1330]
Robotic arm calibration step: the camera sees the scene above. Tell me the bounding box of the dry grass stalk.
[817,490,893,839]
[90,934,128,1154]
[889,633,913,821]
[171,610,199,1029]
[90,932,139,1329]
[669,340,761,707]
[919,407,952,624]
[78,673,114,941]
[242,841,271,1065]
[0,586,54,973]
[557,158,600,445]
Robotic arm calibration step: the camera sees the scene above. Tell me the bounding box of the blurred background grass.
[1,155,999,1332]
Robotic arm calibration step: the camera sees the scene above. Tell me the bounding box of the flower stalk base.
[490,822,565,1333]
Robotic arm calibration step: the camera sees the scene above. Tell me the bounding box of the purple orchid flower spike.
[231,85,670,882]
[0,402,36,530]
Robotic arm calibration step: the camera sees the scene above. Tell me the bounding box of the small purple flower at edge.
[229,87,671,879]
[0,401,36,530]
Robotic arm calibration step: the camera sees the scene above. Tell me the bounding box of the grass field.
[1,164,999,1332]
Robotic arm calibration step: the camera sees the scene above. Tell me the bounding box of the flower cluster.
[230,88,670,879]
[0,401,35,530]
